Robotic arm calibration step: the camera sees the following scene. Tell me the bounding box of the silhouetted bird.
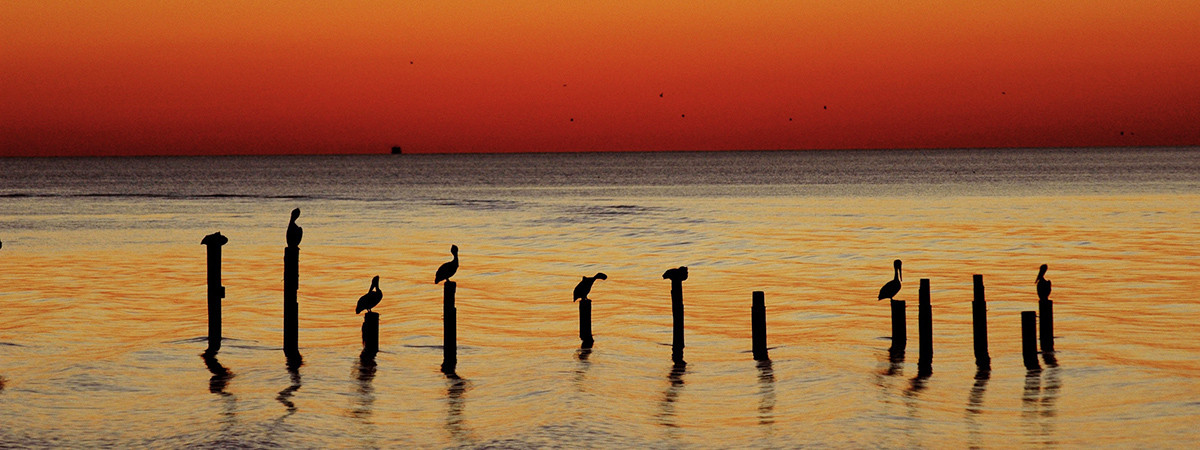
[573,273,607,302]
[877,259,902,301]
[1036,264,1052,301]
[659,92,663,98]
[201,232,228,246]
[435,245,459,284]
[287,208,303,247]
[662,266,688,282]
[357,276,382,314]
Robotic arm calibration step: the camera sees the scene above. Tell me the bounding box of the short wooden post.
[752,291,768,361]
[442,281,457,373]
[918,278,932,366]
[201,232,228,356]
[890,300,907,353]
[579,299,594,348]
[972,274,990,367]
[1022,311,1040,370]
[671,279,685,365]
[283,246,300,358]
[1039,300,1054,353]
[362,312,380,355]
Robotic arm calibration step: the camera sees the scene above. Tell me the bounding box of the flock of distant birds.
[273,207,1053,318]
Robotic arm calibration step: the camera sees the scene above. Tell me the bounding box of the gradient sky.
[3,1,1199,156]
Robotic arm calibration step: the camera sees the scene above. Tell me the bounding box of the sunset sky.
[3,1,1198,156]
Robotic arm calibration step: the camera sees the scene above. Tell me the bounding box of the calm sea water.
[1,148,1199,448]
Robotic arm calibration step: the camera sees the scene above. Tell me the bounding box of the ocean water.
[1,148,1199,448]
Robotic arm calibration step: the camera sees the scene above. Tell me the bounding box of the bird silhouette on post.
[435,245,459,284]
[573,273,608,302]
[286,208,302,248]
[1036,264,1052,301]
[878,259,902,301]
[662,266,688,282]
[356,276,382,314]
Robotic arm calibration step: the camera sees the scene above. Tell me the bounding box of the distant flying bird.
[662,266,688,282]
[1036,264,1052,301]
[659,92,663,98]
[356,276,383,314]
[286,208,303,247]
[877,259,902,301]
[573,273,608,302]
[435,245,459,284]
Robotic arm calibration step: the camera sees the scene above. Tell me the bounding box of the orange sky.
[3,1,1199,156]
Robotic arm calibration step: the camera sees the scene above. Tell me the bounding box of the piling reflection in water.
[201,353,233,396]
[444,371,472,444]
[1023,367,1062,445]
[351,353,377,421]
[756,360,776,426]
[657,364,687,432]
[276,357,302,414]
[965,367,991,447]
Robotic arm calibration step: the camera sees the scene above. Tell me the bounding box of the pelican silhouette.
[435,245,459,284]
[286,208,303,247]
[662,266,688,282]
[573,273,608,302]
[356,276,382,314]
[1036,264,1052,301]
[877,259,902,301]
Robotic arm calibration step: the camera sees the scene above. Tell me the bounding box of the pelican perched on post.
[1036,264,1052,301]
[356,276,382,314]
[877,259,902,301]
[435,245,459,284]
[573,273,607,302]
[286,208,303,248]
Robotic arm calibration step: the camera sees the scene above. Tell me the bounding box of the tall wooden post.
[890,300,907,354]
[579,299,594,348]
[752,291,768,361]
[1039,300,1054,353]
[1022,311,1040,370]
[201,232,228,356]
[442,281,457,373]
[972,274,990,368]
[283,246,300,358]
[362,312,380,355]
[918,279,932,366]
[671,279,685,365]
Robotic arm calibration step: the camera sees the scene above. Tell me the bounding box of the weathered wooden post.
[579,299,594,348]
[918,278,932,367]
[362,312,380,355]
[752,291,768,361]
[201,232,228,356]
[1022,311,1040,370]
[442,281,457,373]
[663,266,688,366]
[972,274,990,368]
[1039,299,1054,353]
[889,299,907,354]
[283,245,300,359]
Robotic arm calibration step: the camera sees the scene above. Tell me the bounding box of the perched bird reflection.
[573,273,607,302]
[878,259,902,301]
[286,208,302,248]
[435,245,459,284]
[1036,264,1052,301]
[356,276,383,314]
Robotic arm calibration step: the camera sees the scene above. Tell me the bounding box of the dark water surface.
[2,148,1199,447]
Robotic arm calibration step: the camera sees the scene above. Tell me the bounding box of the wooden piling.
[1039,300,1054,353]
[890,300,907,353]
[201,232,227,356]
[972,274,990,367]
[918,278,932,366]
[362,312,379,355]
[442,281,457,372]
[752,291,768,361]
[1022,311,1040,371]
[579,299,594,348]
[671,279,685,365]
[283,246,300,358]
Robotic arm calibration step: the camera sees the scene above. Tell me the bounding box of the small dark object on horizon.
[823,105,827,110]
[435,245,459,284]
[357,276,383,314]
[391,146,403,154]
[659,92,663,98]
[573,273,607,302]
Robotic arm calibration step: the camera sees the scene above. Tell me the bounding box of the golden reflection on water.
[1,192,1199,446]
